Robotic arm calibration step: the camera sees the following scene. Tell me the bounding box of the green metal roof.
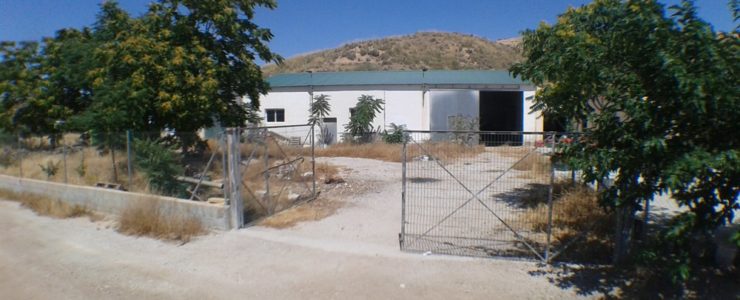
[266,70,528,88]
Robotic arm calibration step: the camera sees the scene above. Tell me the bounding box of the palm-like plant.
[345,95,384,143]
[309,94,331,145]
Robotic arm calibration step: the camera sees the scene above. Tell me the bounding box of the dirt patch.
[258,197,344,229]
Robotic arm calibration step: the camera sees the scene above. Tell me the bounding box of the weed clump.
[117,198,204,243]
[0,189,93,219]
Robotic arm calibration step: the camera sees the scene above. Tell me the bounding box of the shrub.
[133,139,186,197]
[0,147,16,167]
[381,123,409,144]
[39,159,61,180]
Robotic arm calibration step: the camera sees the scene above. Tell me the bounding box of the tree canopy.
[0,0,281,149]
[511,0,738,279]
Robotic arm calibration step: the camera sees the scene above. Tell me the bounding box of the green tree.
[344,95,384,143]
[85,0,281,151]
[511,0,738,280]
[0,41,56,139]
[42,28,98,127]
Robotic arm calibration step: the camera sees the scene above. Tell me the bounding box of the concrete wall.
[0,175,229,230]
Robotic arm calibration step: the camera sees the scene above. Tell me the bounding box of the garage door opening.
[479,91,523,145]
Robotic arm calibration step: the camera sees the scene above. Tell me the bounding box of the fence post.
[62,139,68,184]
[220,131,229,205]
[17,133,23,178]
[400,132,408,249]
[264,138,271,215]
[545,132,556,263]
[226,128,244,229]
[311,122,316,197]
[126,130,133,189]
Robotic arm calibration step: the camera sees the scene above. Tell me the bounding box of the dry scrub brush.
[117,198,205,243]
[314,141,484,162]
[0,189,95,219]
[523,183,615,262]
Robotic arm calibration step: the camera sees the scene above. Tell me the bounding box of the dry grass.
[0,188,97,219]
[315,142,403,162]
[314,141,484,162]
[511,152,551,182]
[522,183,615,262]
[259,197,343,229]
[0,144,152,193]
[117,198,205,243]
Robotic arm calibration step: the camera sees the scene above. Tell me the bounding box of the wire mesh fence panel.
[401,131,553,260]
[239,124,316,223]
[401,130,612,263]
[0,130,230,203]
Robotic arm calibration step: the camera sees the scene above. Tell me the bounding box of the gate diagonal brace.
[408,138,546,261]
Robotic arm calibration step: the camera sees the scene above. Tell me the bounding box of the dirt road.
[0,157,593,299]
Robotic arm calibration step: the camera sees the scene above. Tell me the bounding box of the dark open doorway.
[479,91,523,145]
[543,113,567,132]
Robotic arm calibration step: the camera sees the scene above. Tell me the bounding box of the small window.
[266,109,285,122]
[349,108,356,117]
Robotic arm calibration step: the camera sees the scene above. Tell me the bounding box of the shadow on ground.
[529,260,739,299]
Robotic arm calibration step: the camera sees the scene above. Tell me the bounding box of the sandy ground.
[0,157,594,300]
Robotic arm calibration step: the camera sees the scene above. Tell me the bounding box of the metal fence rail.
[400,130,595,262]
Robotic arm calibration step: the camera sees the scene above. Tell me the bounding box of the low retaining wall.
[0,175,230,230]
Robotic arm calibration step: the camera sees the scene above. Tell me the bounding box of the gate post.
[226,128,244,229]
[311,122,316,197]
[264,138,272,215]
[400,132,408,249]
[545,132,556,262]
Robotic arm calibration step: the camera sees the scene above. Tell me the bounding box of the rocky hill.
[262,32,522,75]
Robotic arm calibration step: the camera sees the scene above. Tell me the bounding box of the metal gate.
[399,130,602,262]
[237,124,317,223]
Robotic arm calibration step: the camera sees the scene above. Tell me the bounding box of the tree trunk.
[613,203,637,265]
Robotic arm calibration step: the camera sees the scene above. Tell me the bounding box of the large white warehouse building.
[252,70,543,144]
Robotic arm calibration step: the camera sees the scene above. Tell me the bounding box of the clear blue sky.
[1,0,736,60]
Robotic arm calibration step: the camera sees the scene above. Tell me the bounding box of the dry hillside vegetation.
[262,32,522,75]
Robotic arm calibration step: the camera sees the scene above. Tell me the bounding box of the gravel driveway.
[0,157,594,299]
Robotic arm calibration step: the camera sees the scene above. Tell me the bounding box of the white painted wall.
[380,90,425,130]
[522,90,541,132]
[256,89,426,142]
[254,87,541,143]
[522,90,544,146]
